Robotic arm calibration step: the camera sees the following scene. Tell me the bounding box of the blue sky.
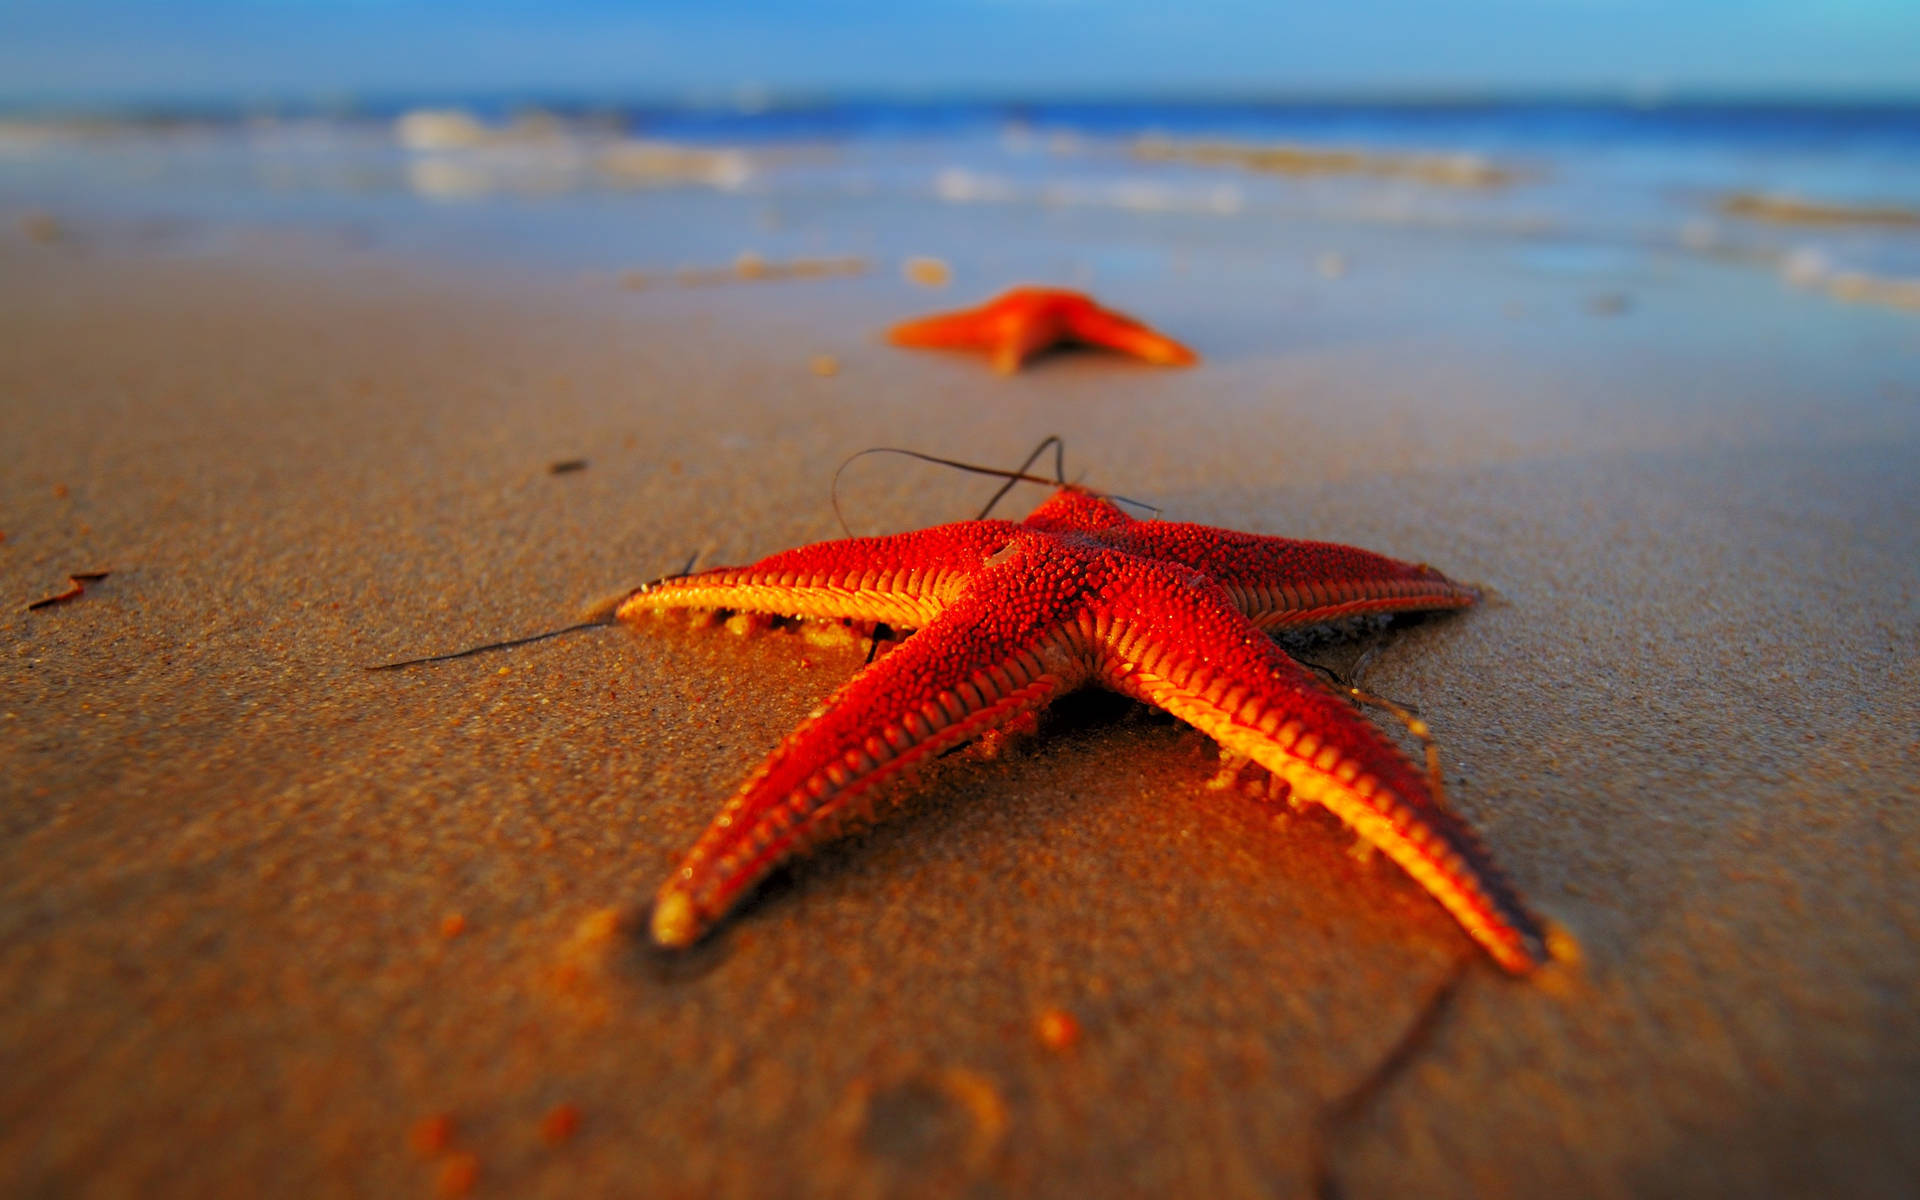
[3,0,1917,104]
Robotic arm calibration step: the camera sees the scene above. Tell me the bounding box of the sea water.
[3,97,1917,306]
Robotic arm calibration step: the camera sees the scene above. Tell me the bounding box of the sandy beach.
[2,211,1918,1198]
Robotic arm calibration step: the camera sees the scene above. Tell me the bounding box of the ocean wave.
[1779,246,1920,311]
[394,107,753,198]
[932,165,1244,215]
[1719,191,1920,230]
[1130,135,1517,188]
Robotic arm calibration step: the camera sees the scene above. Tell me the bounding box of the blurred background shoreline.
[8,91,1919,309]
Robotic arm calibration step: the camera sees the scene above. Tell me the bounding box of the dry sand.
[2,237,1918,1197]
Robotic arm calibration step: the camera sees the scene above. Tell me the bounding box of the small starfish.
[620,487,1548,974]
[887,287,1199,374]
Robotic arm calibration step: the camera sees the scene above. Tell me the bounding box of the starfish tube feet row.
[637,578,1087,947]
[619,521,1021,632]
[1094,563,1543,973]
[621,486,1549,973]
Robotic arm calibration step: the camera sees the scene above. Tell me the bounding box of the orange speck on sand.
[550,907,628,992]
[1036,1007,1081,1052]
[569,907,625,950]
[439,914,467,939]
[809,354,840,377]
[734,250,769,280]
[539,1102,582,1146]
[435,1152,480,1198]
[408,1113,455,1158]
[903,256,951,287]
[546,908,632,1022]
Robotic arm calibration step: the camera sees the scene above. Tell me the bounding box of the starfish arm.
[616,519,1021,630]
[1112,523,1477,629]
[1092,563,1545,973]
[886,310,1000,352]
[889,305,1065,375]
[649,578,1092,947]
[1063,304,1198,366]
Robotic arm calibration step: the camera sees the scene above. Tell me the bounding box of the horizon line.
[7,84,1920,119]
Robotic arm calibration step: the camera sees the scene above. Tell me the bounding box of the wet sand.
[2,236,1918,1197]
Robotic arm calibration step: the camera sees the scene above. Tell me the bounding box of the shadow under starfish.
[620,478,1550,975]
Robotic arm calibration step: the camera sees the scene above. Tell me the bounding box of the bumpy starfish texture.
[887,287,1199,374]
[618,488,1548,974]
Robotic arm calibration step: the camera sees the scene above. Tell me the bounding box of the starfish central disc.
[618,487,1549,974]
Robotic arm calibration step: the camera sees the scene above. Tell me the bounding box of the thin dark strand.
[832,446,1067,537]
[1336,642,1445,802]
[1296,657,1350,690]
[1349,644,1384,687]
[366,619,610,671]
[976,435,1067,519]
[1346,682,1444,798]
[1108,492,1163,519]
[369,552,701,672]
[1310,955,1475,1200]
[831,443,1160,531]
[1057,464,1162,519]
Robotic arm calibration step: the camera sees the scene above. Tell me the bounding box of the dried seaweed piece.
[26,570,110,611]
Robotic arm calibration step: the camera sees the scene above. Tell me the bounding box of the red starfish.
[620,487,1548,974]
[887,287,1199,374]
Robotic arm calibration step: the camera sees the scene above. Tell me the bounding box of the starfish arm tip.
[1506,918,1584,990]
[650,891,700,948]
[1131,335,1199,366]
[887,315,974,349]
